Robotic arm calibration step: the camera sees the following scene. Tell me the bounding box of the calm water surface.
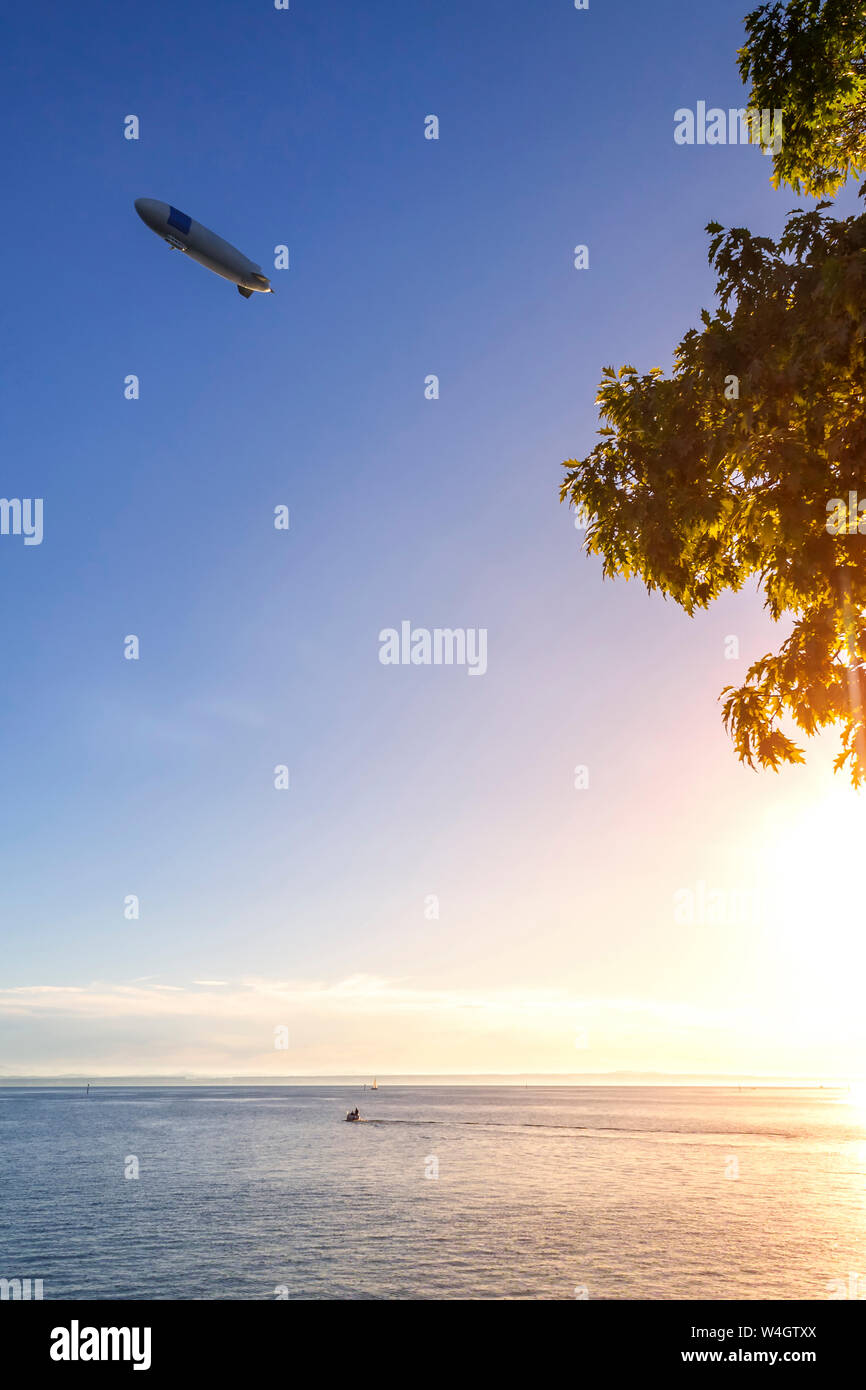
[1,1086,864,1300]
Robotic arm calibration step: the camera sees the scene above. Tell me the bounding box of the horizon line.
[1,1070,860,1087]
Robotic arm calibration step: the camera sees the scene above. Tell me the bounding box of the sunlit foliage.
[739,0,866,194]
[562,200,866,782]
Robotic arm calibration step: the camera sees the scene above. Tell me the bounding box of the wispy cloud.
[0,974,765,1077]
[0,974,737,1022]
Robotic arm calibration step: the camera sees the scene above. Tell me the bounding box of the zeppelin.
[134,198,274,298]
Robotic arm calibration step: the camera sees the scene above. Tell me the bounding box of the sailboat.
[371,1078,378,1090]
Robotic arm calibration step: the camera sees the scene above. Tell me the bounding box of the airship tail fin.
[237,285,254,299]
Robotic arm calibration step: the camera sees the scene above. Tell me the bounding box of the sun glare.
[759,784,866,1059]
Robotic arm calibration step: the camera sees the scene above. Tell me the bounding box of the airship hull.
[134,199,273,296]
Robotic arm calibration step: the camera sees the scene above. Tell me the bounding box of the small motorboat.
[345,1108,361,1122]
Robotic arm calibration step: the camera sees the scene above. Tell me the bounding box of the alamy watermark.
[50,1323,152,1371]
[826,492,866,535]
[0,498,43,545]
[378,622,487,675]
[0,1277,44,1300]
[673,879,765,927]
[674,103,783,157]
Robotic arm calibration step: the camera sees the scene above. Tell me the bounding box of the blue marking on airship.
[167,207,191,234]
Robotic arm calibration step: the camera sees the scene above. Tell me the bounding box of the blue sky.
[2,0,864,1077]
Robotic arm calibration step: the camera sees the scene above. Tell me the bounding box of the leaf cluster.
[561,205,866,781]
[739,0,866,194]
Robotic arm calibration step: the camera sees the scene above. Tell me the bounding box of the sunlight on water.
[2,1085,865,1300]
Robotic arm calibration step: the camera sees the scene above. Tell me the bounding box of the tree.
[739,0,866,195]
[561,4,866,782]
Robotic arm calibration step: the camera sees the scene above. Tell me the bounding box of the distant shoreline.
[0,1073,858,1089]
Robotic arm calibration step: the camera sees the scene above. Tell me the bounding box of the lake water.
[1,1085,865,1300]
